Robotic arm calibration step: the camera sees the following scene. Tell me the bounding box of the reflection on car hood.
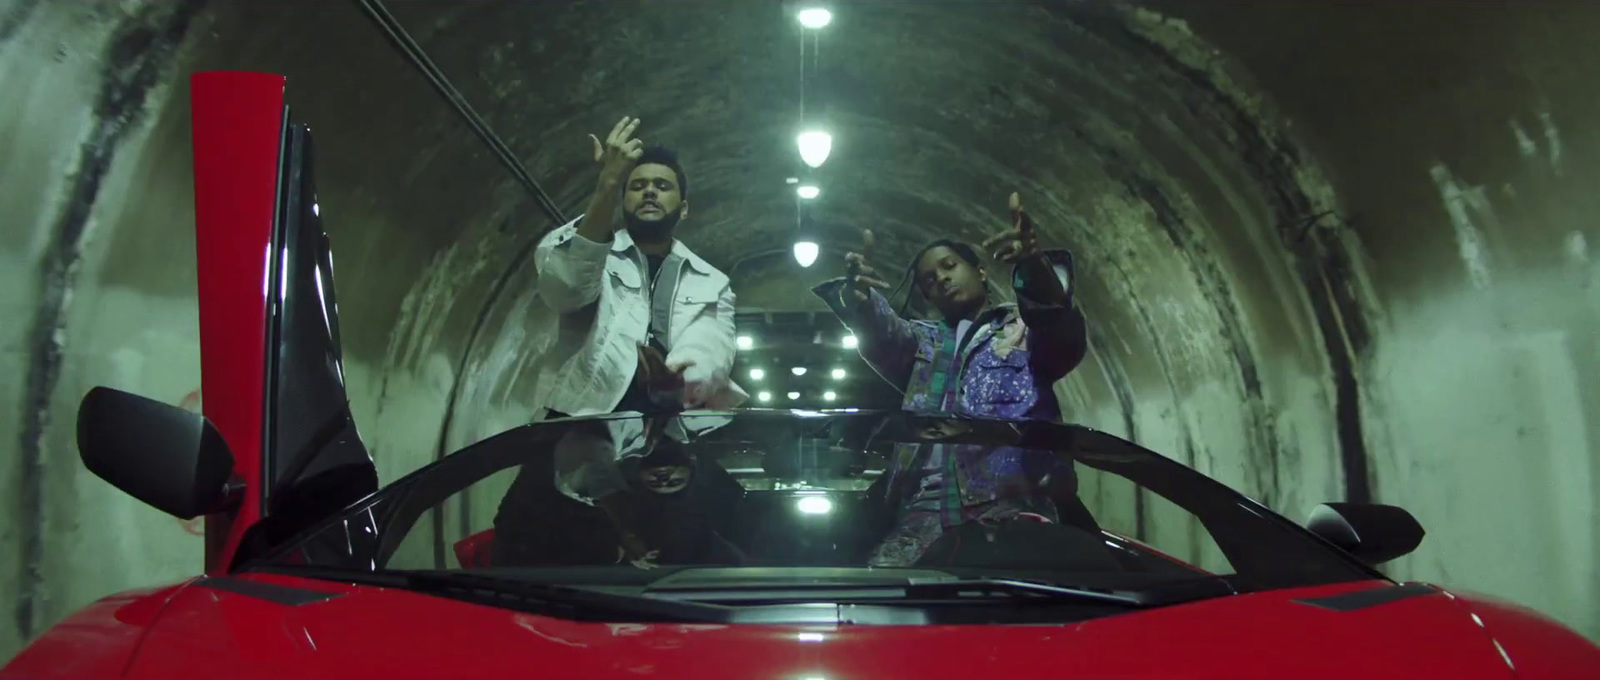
[120,573,1526,679]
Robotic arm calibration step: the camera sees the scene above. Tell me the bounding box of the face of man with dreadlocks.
[914,244,988,322]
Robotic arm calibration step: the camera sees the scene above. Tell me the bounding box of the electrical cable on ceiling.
[354,0,569,563]
[355,0,564,224]
[799,27,807,120]
[796,26,806,232]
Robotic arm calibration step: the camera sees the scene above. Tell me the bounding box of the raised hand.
[589,116,644,188]
[982,192,1042,264]
[844,228,891,303]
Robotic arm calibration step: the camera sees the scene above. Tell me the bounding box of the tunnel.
[3,0,1598,658]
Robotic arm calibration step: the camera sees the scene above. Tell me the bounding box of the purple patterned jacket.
[812,250,1088,529]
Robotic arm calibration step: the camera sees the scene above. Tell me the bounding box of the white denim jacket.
[531,216,747,416]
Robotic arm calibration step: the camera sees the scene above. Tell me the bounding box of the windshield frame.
[238,410,1387,590]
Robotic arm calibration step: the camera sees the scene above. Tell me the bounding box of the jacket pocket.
[608,261,642,290]
[964,348,1033,406]
[677,275,722,306]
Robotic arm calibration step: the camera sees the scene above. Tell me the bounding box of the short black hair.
[911,239,981,271]
[892,239,986,316]
[632,144,689,200]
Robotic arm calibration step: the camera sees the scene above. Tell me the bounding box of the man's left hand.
[983,192,1069,306]
[982,192,1043,264]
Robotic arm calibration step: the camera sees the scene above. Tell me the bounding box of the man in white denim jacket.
[531,116,747,418]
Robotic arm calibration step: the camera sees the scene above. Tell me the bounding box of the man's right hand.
[589,116,644,190]
[635,344,688,409]
[844,229,890,303]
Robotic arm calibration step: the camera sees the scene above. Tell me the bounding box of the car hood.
[120,574,1529,679]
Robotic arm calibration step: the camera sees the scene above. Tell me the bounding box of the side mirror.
[77,387,237,519]
[1306,502,1425,565]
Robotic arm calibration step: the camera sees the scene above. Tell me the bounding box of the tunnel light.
[796,496,834,514]
[749,368,766,381]
[791,367,808,376]
[841,334,858,349]
[797,130,832,168]
[787,391,801,400]
[794,240,820,267]
[313,203,320,217]
[823,391,837,402]
[737,335,754,350]
[830,368,846,380]
[797,7,832,28]
[757,391,773,403]
[796,184,821,200]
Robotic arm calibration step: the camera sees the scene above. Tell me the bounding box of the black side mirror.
[1306,502,1425,565]
[77,387,237,519]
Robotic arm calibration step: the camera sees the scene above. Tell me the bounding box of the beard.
[623,203,683,241]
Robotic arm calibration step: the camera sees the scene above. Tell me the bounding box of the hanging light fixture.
[796,184,820,199]
[794,211,820,267]
[797,130,832,168]
[793,241,820,267]
[797,7,832,29]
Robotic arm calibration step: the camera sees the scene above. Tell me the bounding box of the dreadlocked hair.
[890,239,986,319]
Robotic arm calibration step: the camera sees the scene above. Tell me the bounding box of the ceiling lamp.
[749,368,765,381]
[831,368,846,380]
[823,391,837,402]
[841,333,858,349]
[787,391,801,400]
[796,184,820,200]
[791,367,808,376]
[757,391,772,403]
[797,8,832,29]
[797,130,832,168]
[793,240,819,267]
[736,335,754,350]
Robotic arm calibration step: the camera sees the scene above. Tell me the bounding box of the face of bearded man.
[621,162,687,241]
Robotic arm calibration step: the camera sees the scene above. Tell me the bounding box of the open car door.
[75,72,377,573]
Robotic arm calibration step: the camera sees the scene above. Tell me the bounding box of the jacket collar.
[611,227,715,275]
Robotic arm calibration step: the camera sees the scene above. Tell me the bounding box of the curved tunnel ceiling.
[379,1,1364,507]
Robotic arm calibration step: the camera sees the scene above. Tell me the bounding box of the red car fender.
[1439,587,1600,679]
[1,581,197,679]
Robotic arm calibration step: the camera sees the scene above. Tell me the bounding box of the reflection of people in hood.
[626,436,696,495]
[548,417,745,566]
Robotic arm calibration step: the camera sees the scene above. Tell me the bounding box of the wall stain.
[1103,14,1376,504]
[0,0,44,46]
[13,0,204,641]
[1084,325,1144,537]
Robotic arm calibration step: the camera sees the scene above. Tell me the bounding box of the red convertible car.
[5,72,1599,679]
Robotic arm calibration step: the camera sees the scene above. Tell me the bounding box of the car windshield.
[253,411,1373,605]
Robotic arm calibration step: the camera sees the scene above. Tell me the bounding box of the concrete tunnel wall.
[2,0,1597,659]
